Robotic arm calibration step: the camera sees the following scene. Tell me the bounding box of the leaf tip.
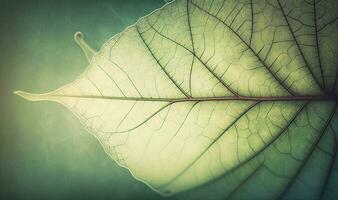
[14,90,48,102]
[74,31,96,62]
[74,31,84,41]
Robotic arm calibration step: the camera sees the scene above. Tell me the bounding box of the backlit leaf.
[15,0,338,199]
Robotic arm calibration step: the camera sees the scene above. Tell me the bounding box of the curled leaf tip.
[74,31,83,39]
[73,31,96,62]
[14,90,49,102]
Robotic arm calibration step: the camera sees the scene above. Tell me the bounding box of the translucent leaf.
[15,0,338,199]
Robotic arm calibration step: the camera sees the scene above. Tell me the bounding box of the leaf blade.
[15,0,338,198]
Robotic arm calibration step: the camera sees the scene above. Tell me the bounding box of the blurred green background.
[2,0,338,200]
[0,0,179,199]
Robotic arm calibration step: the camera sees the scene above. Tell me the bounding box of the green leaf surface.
[16,0,338,199]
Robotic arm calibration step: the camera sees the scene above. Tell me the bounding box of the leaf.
[15,0,338,199]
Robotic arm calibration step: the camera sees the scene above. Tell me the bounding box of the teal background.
[0,0,177,199]
[1,0,338,200]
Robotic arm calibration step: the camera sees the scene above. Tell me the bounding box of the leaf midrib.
[44,94,338,102]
